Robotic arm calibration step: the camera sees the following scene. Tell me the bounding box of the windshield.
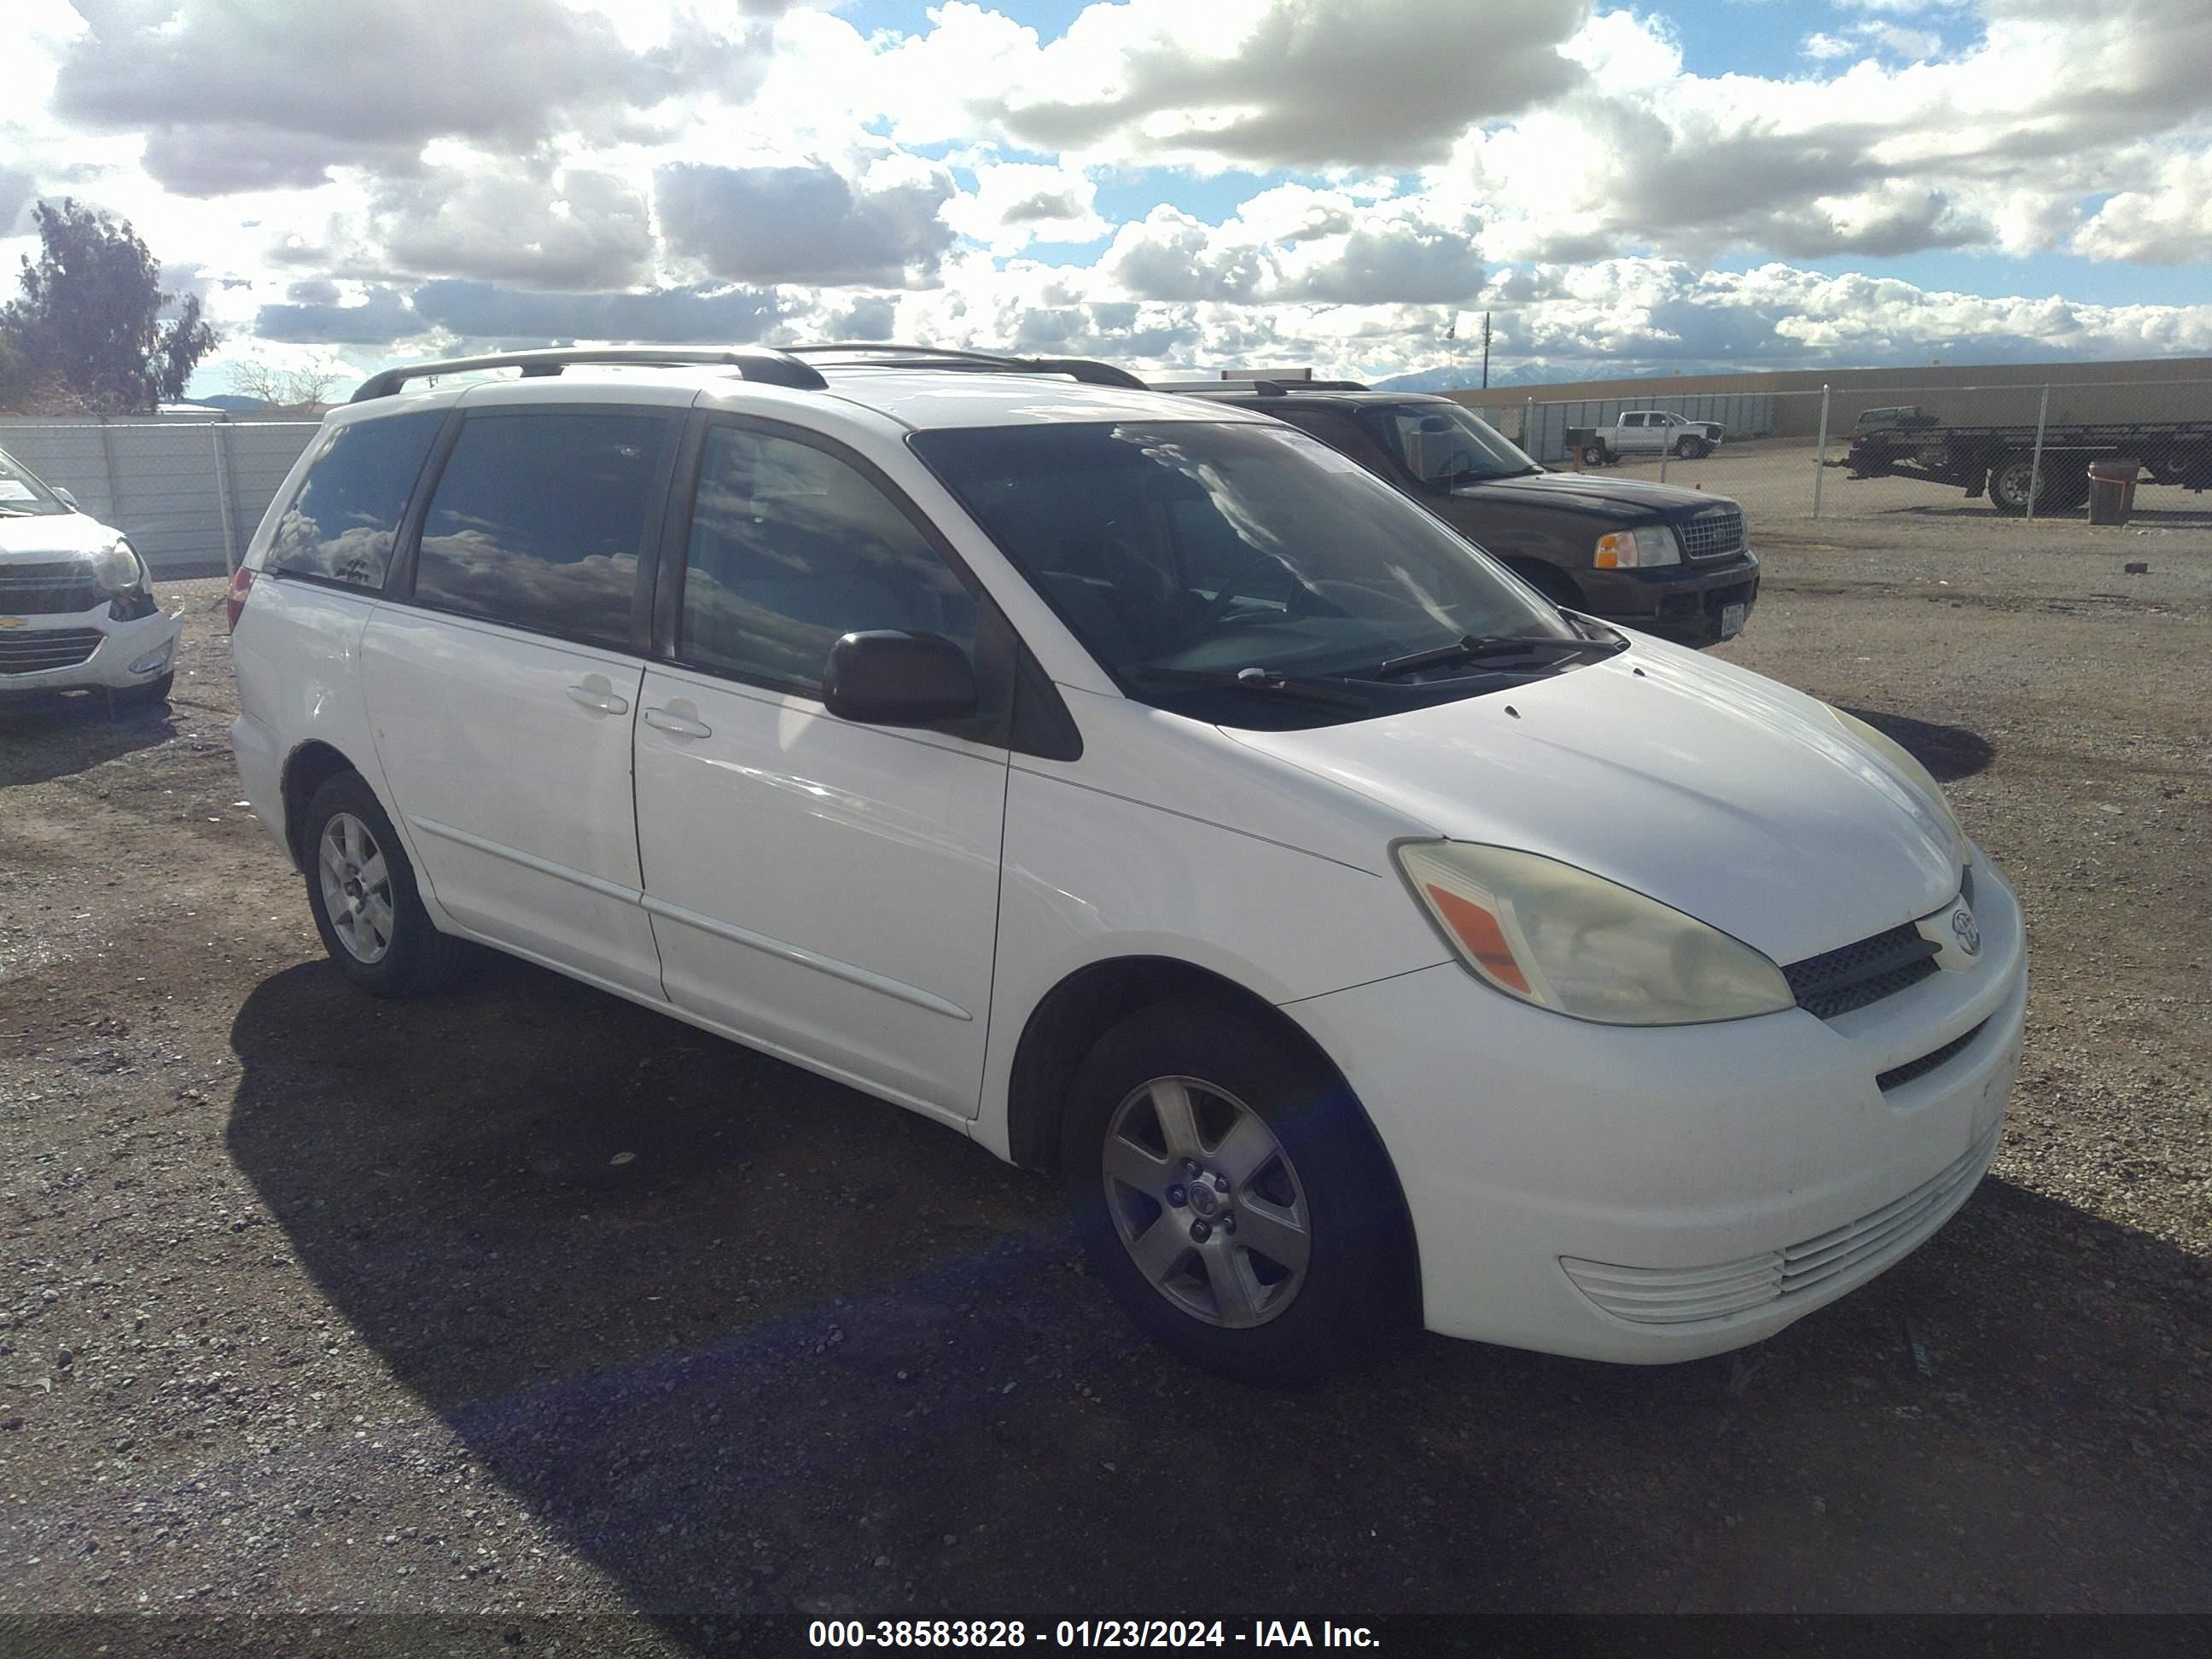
[0,448,72,516]
[911,420,1581,724]
[1359,403,1540,486]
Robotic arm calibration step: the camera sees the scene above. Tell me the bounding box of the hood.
[1448,471,1734,523]
[0,509,123,563]
[1223,641,1959,966]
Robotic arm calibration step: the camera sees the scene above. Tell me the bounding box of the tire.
[1988,453,2041,516]
[1580,443,1607,468]
[300,771,469,998]
[1060,998,1418,1385]
[110,671,173,707]
[1675,436,1710,460]
[1513,562,1581,610]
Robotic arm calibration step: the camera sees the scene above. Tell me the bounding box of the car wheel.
[1513,562,1581,609]
[301,771,469,997]
[1060,998,1417,1384]
[110,671,173,707]
[1580,443,1607,467]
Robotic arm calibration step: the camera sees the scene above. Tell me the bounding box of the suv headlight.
[1827,707,1969,868]
[1593,526,1679,568]
[93,540,145,594]
[93,539,158,620]
[1394,841,1795,1025]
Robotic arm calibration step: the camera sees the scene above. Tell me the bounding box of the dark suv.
[1167,382,1761,645]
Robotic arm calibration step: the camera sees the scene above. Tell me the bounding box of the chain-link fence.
[0,416,322,578]
[1478,378,2212,532]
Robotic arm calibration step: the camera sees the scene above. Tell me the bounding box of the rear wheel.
[1580,442,1607,468]
[1988,453,2050,515]
[1060,999,1417,1384]
[301,771,468,997]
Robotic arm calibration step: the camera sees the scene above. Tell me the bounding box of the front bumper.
[1286,848,2027,1363]
[0,604,183,696]
[1580,555,1761,643]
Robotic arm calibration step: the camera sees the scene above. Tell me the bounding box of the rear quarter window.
[268,411,444,590]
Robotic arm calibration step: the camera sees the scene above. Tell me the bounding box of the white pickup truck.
[1572,410,1725,465]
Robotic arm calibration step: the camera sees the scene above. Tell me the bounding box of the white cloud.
[943,163,1109,253]
[2073,150,2212,264]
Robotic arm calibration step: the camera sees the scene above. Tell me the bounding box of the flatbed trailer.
[1842,414,2212,515]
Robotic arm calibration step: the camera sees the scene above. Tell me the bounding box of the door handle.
[643,707,713,739]
[566,683,630,715]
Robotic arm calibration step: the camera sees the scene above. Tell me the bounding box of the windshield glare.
[1362,403,1539,486]
[0,449,71,515]
[911,420,1573,707]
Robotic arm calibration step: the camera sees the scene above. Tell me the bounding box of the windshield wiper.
[1132,666,1371,709]
[1370,632,1614,681]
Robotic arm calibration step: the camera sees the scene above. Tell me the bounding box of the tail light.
[224,565,255,632]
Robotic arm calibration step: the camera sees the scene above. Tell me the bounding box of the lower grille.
[1877,1021,1988,1092]
[1784,921,1940,1019]
[1679,506,1745,560]
[0,628,103,674]
[1779,1121,1999,1301]
[1563,1120,2000,1325]
[0,562,102,615]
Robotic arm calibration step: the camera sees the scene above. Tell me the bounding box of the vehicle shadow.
[227,958,2212,1621]
[0,693,177,787]
[1836,707,1995,783]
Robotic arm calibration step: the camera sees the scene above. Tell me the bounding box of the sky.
[3,0,2209,398]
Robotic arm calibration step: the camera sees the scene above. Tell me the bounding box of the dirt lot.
[3,515,2209,1636]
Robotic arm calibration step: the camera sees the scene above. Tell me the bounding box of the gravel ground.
[2,515,2209,1639]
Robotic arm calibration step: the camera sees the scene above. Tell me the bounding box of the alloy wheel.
[1101,1075,1312,1328]
[318,812,395,964]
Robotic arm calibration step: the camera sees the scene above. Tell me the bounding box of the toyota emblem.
[1950,905,1981,957]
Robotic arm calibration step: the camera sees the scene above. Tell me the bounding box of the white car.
[0,445,182,704]
[226,346,2026,1381]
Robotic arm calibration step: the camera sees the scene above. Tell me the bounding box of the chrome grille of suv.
[1783,922,1940,1019]
[1679,507,1745,561]
[0,628,103,675]
[0,561,102,615]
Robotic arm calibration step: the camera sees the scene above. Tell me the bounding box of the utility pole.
[1481,311,1492,391]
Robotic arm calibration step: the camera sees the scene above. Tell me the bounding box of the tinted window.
[912,421,1569,707]
[268,411,442,588]
[678,426,977,694]
[1357,404,1537,485]
[413,411,669,649]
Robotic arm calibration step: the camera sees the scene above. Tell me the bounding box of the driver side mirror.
[51,486,79,509]
[822,630,978,727]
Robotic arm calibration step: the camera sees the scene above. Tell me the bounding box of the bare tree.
[228,357,342,413]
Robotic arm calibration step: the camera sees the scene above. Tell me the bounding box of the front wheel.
[301,771,469,997]
[110,671,173,707]
[1674,436,1709,460]
[1061,999,1417,1384]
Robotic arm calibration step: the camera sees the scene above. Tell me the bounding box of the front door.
[632,418,1010,1118]
[362,406,677,998]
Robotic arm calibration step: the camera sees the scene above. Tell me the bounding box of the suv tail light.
[224,565,255,632]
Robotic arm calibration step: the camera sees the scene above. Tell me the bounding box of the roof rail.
[787,341,1150,392]
[348,346,828,403]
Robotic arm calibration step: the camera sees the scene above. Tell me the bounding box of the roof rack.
[348,346,828,403]
[1148,376,1374,398]
[787,342,1150,391]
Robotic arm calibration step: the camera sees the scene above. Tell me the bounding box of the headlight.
[92,540,146,595]
[1828,707,1968,867]
[1394,841,1796,1025]
[1593,526,1679,568]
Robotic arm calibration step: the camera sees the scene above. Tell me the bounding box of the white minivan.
[227,346,2026,1381]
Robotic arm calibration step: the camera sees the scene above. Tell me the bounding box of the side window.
[268,411,442,590]
[1622,412,1646,428]
[412,411,670,650]
[678,426,978,695]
